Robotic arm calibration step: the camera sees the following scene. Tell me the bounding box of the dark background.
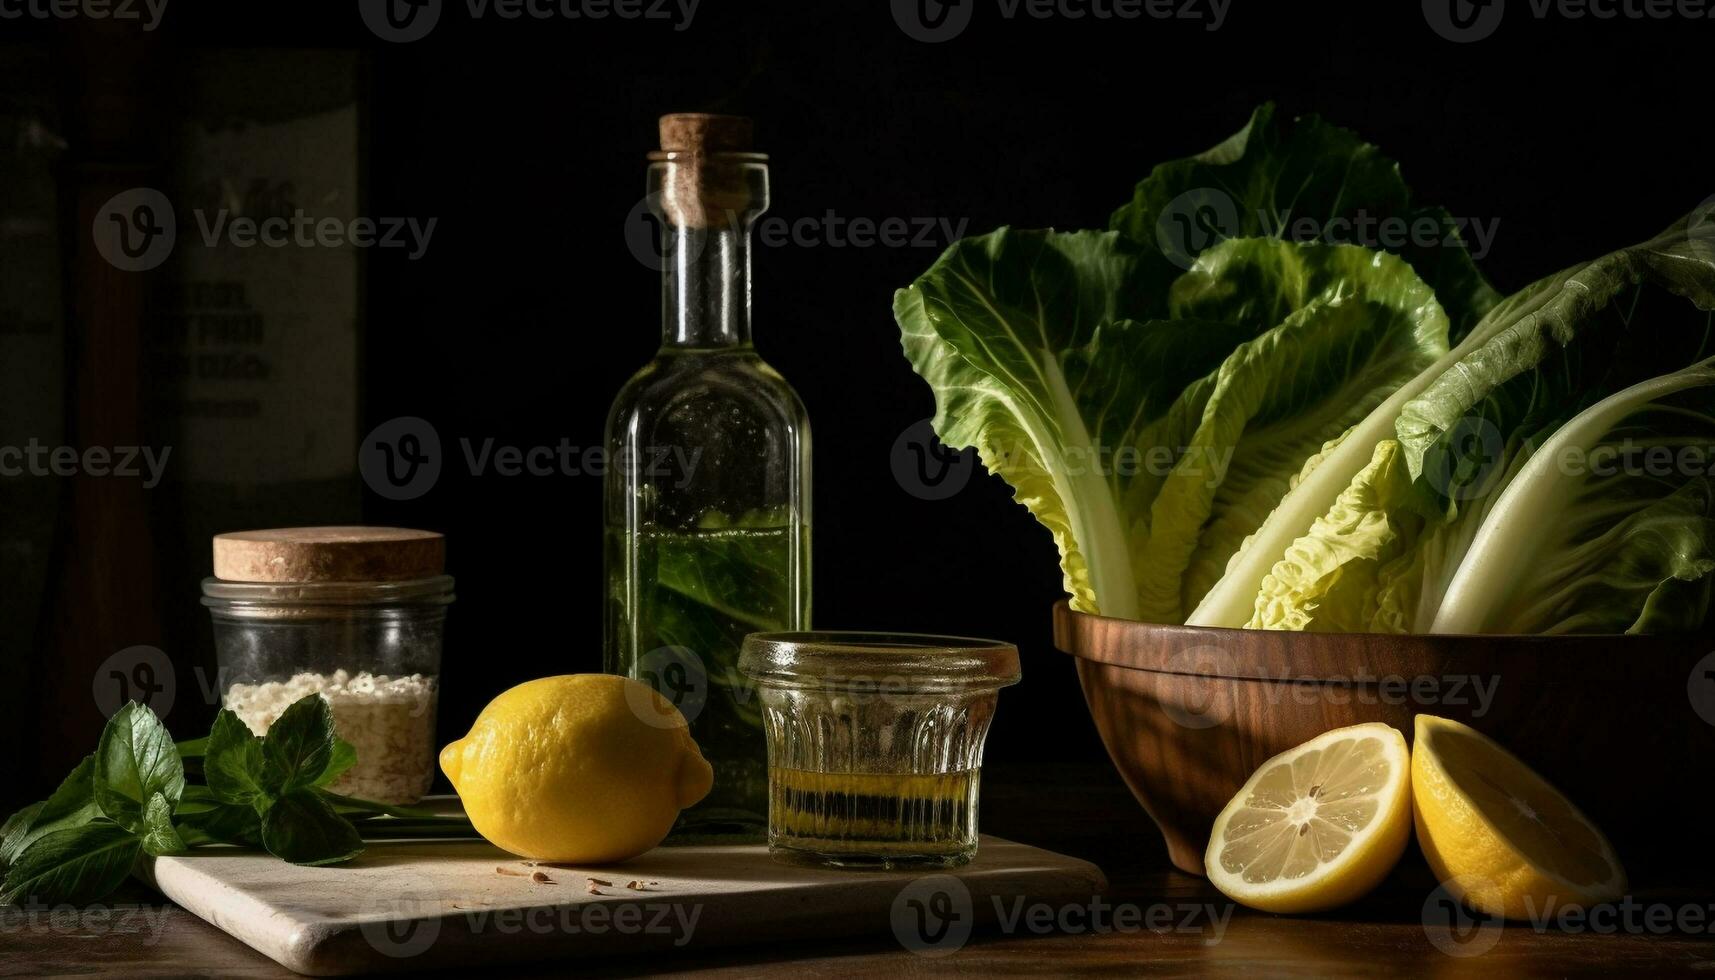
[1,0,1708,808]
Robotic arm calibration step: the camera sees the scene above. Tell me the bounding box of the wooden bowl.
[1053,600,1715,876]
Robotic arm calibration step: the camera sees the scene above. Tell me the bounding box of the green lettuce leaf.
[897,231,1448,621]
[1246,439,1425,631]
[1398,215,1715,507]
[896,228,1252,616]
[1190,214,1715,628]
[1128,241,1449,621]
[1111,103,1500,340]
[1432,360,1715,634]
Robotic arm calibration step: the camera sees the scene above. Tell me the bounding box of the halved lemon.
[1412,715,1625,920]
[1206,722,1412,913]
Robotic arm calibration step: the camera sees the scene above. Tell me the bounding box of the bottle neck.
[661,221,752,349]
[650,154,768,351]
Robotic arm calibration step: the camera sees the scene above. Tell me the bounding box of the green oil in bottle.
[605,519,808,834]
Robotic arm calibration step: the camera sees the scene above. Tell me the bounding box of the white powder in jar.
[223,670,438,805]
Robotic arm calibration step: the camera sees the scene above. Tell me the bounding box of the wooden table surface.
[2,762,1711,978]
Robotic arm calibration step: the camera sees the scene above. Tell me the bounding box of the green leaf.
[1219,218,1715,634]
[1190,238,1634,627]
[1110,102,1500,341]
[636,512,808,731]
[897,230,1450,623]
[896,227,1255,618]
[1397,215,1715,499]
[139,792,187,857]
[1244,439,1425,630]
[0,803,44,872]
[0,824,142,906]
[38,755,98,824]
[261,695,336,795]
[0,804,39,842]
[1432,360,1715,634]
[260,791,363,866]
[173,784,219,816]
[1135,239,1450,621]
[175,801,263,848]
[0,756,103,870]
[175,736,208,760]
[205,709,272,809]
[93,703,185,835]
[312,738,358,789]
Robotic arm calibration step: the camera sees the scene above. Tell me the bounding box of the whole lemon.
[439,674,714,863]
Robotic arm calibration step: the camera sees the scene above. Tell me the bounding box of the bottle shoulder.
[606,349,809,433]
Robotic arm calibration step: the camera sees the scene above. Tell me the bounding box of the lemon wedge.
[1412,714,1625,919]
[1206,722,1412,913]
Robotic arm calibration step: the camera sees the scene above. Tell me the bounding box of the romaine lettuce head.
[893,103,1715,636]
[1209,215,1715,633]
[896,231,1448,620]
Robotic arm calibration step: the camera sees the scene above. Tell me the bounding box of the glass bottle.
[603,114,811,836]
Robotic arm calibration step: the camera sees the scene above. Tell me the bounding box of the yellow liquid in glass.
[767,767,980,865]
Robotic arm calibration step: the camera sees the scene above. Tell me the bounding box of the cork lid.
[653,112,764,229]
[658,113,754,153]
[213,527,445,583]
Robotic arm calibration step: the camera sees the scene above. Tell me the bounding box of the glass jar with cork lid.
[201,527,453,804]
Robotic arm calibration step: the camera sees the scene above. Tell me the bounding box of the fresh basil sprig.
[0,755,100,868]
[93,702,186,836]
[203,709,272,813]
[0,695,473,907]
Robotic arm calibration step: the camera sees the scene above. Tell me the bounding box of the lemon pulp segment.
[1206,723,1412,913]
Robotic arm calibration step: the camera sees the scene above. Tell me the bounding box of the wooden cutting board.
[139,835,1106,975]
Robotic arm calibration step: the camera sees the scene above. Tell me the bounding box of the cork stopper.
[658,113,753,153]
[654,112,762,229]
[213,527,445,583]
